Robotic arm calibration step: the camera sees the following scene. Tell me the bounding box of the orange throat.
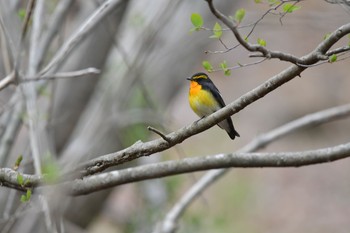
[189,81,201,96]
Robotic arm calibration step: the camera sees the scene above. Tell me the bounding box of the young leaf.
[191,13,203,30]
[202,61,213,72]
[220,60,231,76]
[42,157,60,183]
[20,195,27,203]
[257,38,267,47]
[210,22,222,39]
[20,189,32,203]
[234,8,246,23]
[17,9,26,21]
[329,54,337,63]
[254,0,263,3]
[17,173,24,186]
[220,60,228,70]
[14,155,23,170]
[283,3,301,13]
[268,0,281,6]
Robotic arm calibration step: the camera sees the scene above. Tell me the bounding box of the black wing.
[201,81,226,108]
[201,80,240,139]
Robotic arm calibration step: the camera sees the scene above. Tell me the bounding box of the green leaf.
[234,8,246,23]
[20,189,32,203]
[283,3,301,13]
[20,195,27,203]
[26,189,32,199]
[42,156,60,183]
[220,60,231,76]
[210,22,222,39]
[257,38,266,47]
[202,61,213,72]
[190,13,203,29]
[17,173,24,186]
[220,60,228,70]
[14,155,23,170]
[268,0,281,6]
[329,54,337,63]
[17,9,26,21]
[254,0,263,3]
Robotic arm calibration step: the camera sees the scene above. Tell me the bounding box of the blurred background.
[0,0,349,233]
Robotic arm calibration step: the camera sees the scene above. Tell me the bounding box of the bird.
[187,72,240,140]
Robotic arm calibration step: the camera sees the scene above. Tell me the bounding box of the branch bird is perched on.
[187,72,240,140]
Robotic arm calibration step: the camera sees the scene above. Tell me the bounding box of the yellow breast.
[188,81,218,117]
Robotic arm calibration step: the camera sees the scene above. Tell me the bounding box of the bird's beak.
[186,77,192,81]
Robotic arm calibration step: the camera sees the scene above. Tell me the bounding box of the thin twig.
[22,0,43,176]
[20,68,100,83]
[205,0,349,66]
[39,0,124,75]
[13,0,37,74]
[210,58,268,72]
[326,46,350,56]
[35,0,74,71]
[148,126,171,143]
[0,71,16,91]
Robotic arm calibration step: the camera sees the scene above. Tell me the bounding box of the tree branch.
[1,104,350,194]
[50,7,348,177]
[20,68,100,83]
[73,64,305,176]
[205,0,350,65]
[67,142,350,195]
[39,0,125,75]
[154,103,350,233]
[0,168,41,191]
[34,0,74,71]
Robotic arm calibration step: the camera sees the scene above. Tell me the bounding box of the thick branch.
[0,168,41,191]
[0,104,350,193]
[69,15,350,176]
[154,103,350,233]
[68,142,350,195]
[76,64,305,176]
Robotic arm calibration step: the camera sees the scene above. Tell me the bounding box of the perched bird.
[187,72,240,140]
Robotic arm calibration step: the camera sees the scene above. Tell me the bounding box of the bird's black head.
[186,72,211,83]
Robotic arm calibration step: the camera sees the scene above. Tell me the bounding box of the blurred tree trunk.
[0,0,235,232]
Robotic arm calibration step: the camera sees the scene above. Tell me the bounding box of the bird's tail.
[227,127,240,140]
[217,117,240,140]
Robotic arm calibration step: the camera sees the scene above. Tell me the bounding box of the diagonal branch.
[75,64,305,176]
[1,104,350,194]
[71,5,350,177]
